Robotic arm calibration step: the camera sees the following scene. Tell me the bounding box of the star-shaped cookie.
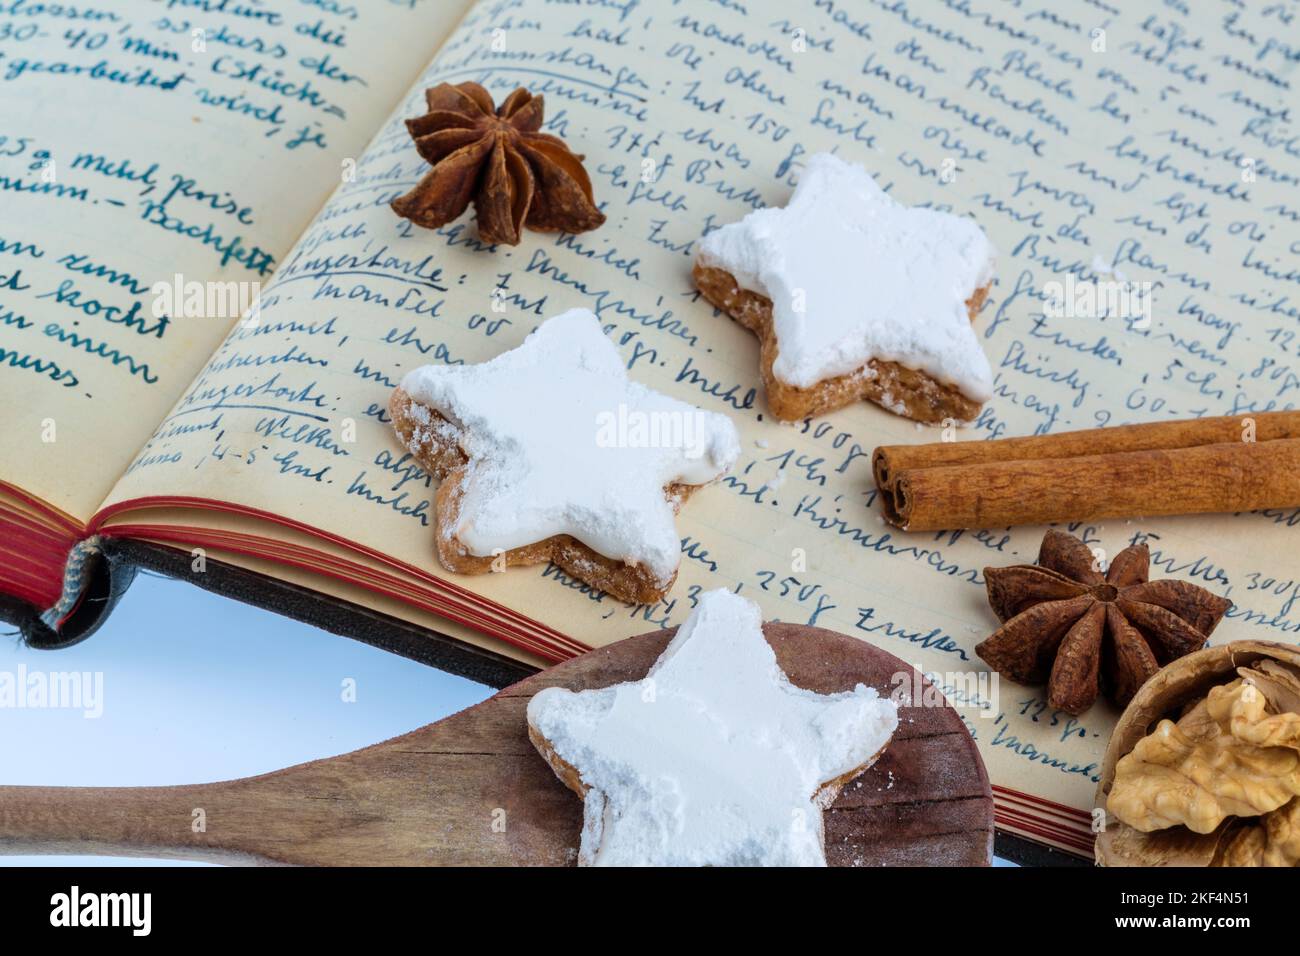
[695,152,995,423]
[389,309,739,604]
[527,589,899,866]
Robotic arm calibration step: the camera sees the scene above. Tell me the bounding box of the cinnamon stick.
[874,413,1300,531]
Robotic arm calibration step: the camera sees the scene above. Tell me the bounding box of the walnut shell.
[1095,640,1300,867]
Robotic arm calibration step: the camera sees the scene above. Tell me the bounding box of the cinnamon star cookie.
[694,153,996,423]
[389,309,740,603]
[527,589,899,865]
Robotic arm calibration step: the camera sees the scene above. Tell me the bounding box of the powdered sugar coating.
[698,153,995,402]
[527,589,899,866]
[399,309,740,585]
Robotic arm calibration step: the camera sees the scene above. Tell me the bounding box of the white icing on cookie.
[527,589,899,866]
[698,152,996,402]
[399,309,740,585]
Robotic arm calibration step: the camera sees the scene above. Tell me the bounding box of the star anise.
[390,81,605,245]
[976,530,1231,715]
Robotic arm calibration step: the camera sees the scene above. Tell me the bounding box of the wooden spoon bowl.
[0,624,993,866]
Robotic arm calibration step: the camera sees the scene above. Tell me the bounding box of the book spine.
[0,539,135,650]
[39,536,103,631]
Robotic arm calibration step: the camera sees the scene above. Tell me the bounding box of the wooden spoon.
[0,624,992,865]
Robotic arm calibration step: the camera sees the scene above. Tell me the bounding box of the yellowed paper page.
[104,0,1300,828]
[0,0,474,521]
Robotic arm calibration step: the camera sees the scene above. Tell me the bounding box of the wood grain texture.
[0,623,992,866]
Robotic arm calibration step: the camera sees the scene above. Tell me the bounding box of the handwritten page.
[103,0,1300,822]
[0,0,473,521]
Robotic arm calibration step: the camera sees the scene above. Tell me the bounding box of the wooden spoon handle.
[0,783,233,862]
[0,625,995,866]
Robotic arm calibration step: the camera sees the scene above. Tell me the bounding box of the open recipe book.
[3,0,1298,857]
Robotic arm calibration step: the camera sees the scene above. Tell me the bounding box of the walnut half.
[1214,798,1300,867]
[1095,641,1300,867]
